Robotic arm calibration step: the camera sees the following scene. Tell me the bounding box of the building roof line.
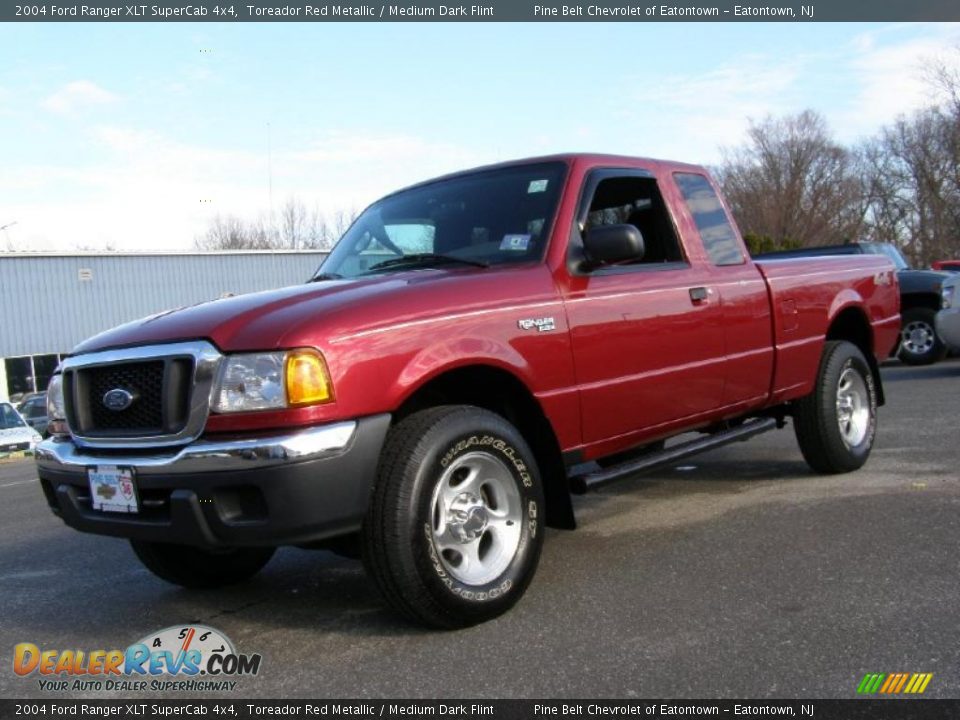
[0,250,329,259]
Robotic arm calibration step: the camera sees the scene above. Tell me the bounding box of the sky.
[1,21,959,252]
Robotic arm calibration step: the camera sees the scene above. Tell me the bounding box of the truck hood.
[71,274,427,355]
[898,268,951,294]
[72,267,516,355]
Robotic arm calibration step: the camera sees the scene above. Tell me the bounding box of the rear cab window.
[674,172,745,266]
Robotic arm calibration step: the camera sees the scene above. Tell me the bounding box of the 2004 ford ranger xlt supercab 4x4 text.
[36,154,900,628]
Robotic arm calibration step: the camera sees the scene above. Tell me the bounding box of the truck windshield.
[869,243,910,271]
[316,162,567,279]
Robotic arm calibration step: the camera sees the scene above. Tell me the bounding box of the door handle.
[689,287,709,303]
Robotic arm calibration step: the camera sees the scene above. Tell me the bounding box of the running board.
[569,417,778,495]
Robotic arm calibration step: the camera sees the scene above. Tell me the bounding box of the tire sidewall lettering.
[422,522,514,601]
[416,425,541,605]
[440,434,533,488]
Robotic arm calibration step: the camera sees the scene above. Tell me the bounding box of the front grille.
[0,441,30,452]
[66,358,193,438]
[88,361,164,431]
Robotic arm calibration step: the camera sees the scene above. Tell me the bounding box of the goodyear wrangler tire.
[362,406,545,629]
[793,340,877,475]
[131,541,275,589]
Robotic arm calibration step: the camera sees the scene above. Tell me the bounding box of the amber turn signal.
[285,350,333,406]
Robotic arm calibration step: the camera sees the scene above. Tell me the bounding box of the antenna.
[267,122,274,221]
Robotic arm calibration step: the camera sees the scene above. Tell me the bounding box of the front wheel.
[898,308,947,365]
[793,340,877,474]
[131,541,275,589]
[362,406,545,629]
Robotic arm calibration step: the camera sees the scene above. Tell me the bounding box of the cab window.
[582,176,685,266]
[674,173,745,266]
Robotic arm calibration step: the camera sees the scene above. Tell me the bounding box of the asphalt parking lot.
[1,359,958,700]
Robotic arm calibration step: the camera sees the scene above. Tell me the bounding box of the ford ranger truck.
[36,154,901,628]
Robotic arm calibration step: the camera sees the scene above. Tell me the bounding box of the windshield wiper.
[366,253,489,272]
[308,272,344,282]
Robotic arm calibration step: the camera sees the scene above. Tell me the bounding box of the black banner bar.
[2,700,959,720]
[3,0,960,22]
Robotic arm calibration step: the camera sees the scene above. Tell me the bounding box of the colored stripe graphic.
[894,674,910,693]
[857,673,884,694]
[879,674,896,693]
[858,672,932,694]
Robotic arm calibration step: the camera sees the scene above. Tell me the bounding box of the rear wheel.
[794,340,877,474]
[362,406,544,629]
[131,541,275,589]
[898,308,946,365]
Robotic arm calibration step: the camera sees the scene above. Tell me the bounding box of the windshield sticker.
[527,179,549,193]
[500,234,531,251]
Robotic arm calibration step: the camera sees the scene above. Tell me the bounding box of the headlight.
[942,284,956,309]
[212,349,333,413]
[46,374,66,421]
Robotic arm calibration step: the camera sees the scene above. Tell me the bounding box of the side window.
[25,400,46,419]
[674,173,744,266]
[583,176,684,265]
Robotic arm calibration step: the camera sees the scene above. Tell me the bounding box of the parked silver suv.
[936,275,960,353]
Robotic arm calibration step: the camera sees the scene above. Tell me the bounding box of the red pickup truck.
[36,154,900,628]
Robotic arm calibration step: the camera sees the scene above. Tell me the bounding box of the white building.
[0,250,327,402]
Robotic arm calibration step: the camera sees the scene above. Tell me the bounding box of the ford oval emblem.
[102,388,135,412]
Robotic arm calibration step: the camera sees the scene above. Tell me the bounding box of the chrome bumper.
[35,421,357,476]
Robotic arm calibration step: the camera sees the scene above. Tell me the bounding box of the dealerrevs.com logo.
[13,625,262,693]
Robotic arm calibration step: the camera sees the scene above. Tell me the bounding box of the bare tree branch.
[717,110,867,250]
[195,199,358,251]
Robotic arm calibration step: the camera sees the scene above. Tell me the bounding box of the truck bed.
[755,254,901,403]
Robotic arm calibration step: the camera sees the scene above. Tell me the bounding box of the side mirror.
[583,224,645,266]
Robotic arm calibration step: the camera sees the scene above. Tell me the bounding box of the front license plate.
[87,466,139,513]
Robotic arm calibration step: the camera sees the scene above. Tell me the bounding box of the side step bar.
[569,417,778,495]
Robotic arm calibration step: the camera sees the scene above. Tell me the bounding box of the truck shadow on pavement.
[135,549,436,637]
[0,448,883,642]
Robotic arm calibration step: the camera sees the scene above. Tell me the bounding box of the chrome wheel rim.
[429,451,522,586]
[836,367,870,448]
[901,320,935,356]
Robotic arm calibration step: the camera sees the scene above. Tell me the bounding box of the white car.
[936,274,960,352]
[0,402,43,458]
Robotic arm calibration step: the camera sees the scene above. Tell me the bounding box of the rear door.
[561,169,727,446]
[672,171,774,411]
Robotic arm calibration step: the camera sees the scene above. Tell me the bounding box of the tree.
[195,214,274,251]
[860,110,960,264]
[195,198,357,251]
[717,110,867,250]
[861,49,960,266]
